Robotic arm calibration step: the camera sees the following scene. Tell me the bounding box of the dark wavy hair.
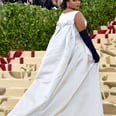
[60,0,69,9]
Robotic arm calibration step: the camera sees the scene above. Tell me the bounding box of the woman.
[8,0,104,115]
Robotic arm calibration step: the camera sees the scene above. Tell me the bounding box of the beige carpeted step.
[103,81,116,88]
[103,101,116,114]
[0,97,20,112]
[110,87,116,95]
[0,71,37,80]
[8,50,45,58]
[10,57,42,66]
[104,114,116,116]
[0,97,19,116]
[0,106,12,116]
[4,87,27,97]
[0,79,32,88]
[101,85,116,99]
[0,111,8,116]
[100,72,116,82]
[108,34,116,40]
[21,51,45,58]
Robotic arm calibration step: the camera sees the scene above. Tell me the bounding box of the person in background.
[31,0,58,10]
[0,0,4,3]
[8,0,104,116]
[52,0,61,8]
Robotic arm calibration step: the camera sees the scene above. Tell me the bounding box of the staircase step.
[0,71,36,79]
[100,72,116,82]
[101,81,116,88]
[103,101,116,114]
[0,111,7,116]
[0,79,32,88]
[4,87,27,97]
[0,97,20,109]
[104,114,116,116]
[0,106,11,116]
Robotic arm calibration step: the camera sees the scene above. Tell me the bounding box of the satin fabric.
[8,11,104,116]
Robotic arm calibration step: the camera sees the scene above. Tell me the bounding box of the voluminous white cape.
[8,11,104,116]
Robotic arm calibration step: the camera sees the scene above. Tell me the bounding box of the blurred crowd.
[0,0,61,10]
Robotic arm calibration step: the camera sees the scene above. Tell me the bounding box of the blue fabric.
[79,29,100,63]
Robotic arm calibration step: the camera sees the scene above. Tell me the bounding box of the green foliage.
[81,0,116,32]
[0,3,61,56]
[0,0,115,56]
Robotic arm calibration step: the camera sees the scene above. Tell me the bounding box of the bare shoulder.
[75,11,85,21]
[74,11,86,32]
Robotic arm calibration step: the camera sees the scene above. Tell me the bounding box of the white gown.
[8,11,104,116]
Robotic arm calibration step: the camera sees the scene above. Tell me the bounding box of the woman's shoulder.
[61,10,80,15]
[57,10,84,25]
[59,10,80,20]
[74,11,86,23]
